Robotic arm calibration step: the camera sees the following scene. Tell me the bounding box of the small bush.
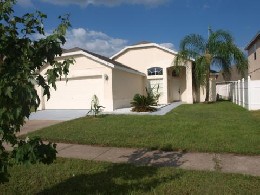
[131,88,158,112]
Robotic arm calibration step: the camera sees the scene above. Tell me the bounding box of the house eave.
[59,50,115,68]
[245,31,260,50]
[114,66,146,76]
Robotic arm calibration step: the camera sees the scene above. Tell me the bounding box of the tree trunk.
[204,52,212,102]
[205,68,210,102]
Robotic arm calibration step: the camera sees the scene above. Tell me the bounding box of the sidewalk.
[55,143,260,177]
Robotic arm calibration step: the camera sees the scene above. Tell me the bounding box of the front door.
[172,78,180,101]
[147,79,163,104]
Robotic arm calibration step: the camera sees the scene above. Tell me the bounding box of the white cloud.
[64,28,128,57]
[159,42,176,51]
[33,28,176,57]
[32,27,127,57]
[17,0,34,7]
[41,0,168,7]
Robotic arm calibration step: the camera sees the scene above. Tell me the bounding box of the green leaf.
[5,86,13,98]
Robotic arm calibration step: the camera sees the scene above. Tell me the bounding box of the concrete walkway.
[55,143,260,177]
[104,101,183,115]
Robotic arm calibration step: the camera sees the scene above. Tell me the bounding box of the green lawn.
[1,158,259,194]
[27,101,260,154]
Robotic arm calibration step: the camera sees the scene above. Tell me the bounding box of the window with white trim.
[147,67,163,75]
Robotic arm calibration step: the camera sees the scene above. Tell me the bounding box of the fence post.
[247,76,251,110]
[226,83,229,99]
[234,82,236,104]
[231,82,235,103]
[238,80,241,105]
[242,78,245,107]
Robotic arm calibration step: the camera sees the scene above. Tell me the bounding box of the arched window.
[147,67,163,76]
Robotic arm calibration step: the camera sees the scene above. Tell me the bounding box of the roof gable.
[59,47,145,76]
[110,42,178,60]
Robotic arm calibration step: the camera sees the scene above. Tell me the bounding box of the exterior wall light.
[104,74,109,80]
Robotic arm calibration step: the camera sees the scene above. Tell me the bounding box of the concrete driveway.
[28,109,89,121]
[18,120,63,136]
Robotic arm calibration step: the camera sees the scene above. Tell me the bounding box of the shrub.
[131,88,158,112]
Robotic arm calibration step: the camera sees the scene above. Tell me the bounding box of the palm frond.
[173,50,189,67]
[211,42,232,69]
[208,30,233,53]
[179,34,206,59]
[212,56,231,80]
[193,56,208,88]
[230,45,248,78]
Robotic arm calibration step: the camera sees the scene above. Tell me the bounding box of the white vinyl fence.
[216,82,231,100]
[216,76,260,110]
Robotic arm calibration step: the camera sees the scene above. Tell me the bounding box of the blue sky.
[15,0,260,57]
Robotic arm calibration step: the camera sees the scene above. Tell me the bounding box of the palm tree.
[174,28,248,102]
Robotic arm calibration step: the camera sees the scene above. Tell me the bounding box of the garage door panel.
[45,76,103,109]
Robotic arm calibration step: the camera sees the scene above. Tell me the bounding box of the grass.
[26,101,260,154]
[1,158,260,194]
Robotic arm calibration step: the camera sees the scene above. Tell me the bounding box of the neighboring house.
[216,66,243,83]
[245,31,260,80]
[37,42,217,112]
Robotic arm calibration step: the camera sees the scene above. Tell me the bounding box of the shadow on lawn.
[125,149,185,167]
[37,163,183,194]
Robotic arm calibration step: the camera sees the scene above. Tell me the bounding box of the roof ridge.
[110,42,178,60]
[132,41,152,46]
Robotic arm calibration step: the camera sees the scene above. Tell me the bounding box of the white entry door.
[172,78,180,101]
[147,79,163,103]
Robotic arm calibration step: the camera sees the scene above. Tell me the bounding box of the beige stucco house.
[37,42,216,111]
[111,42,193,105]
[37,47,146,112]
[245,31,260,80]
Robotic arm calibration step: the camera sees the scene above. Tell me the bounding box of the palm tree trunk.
[205,68,210,102]
[204,52,212,102]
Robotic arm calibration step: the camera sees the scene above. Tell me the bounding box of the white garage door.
[45,76,103,109]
